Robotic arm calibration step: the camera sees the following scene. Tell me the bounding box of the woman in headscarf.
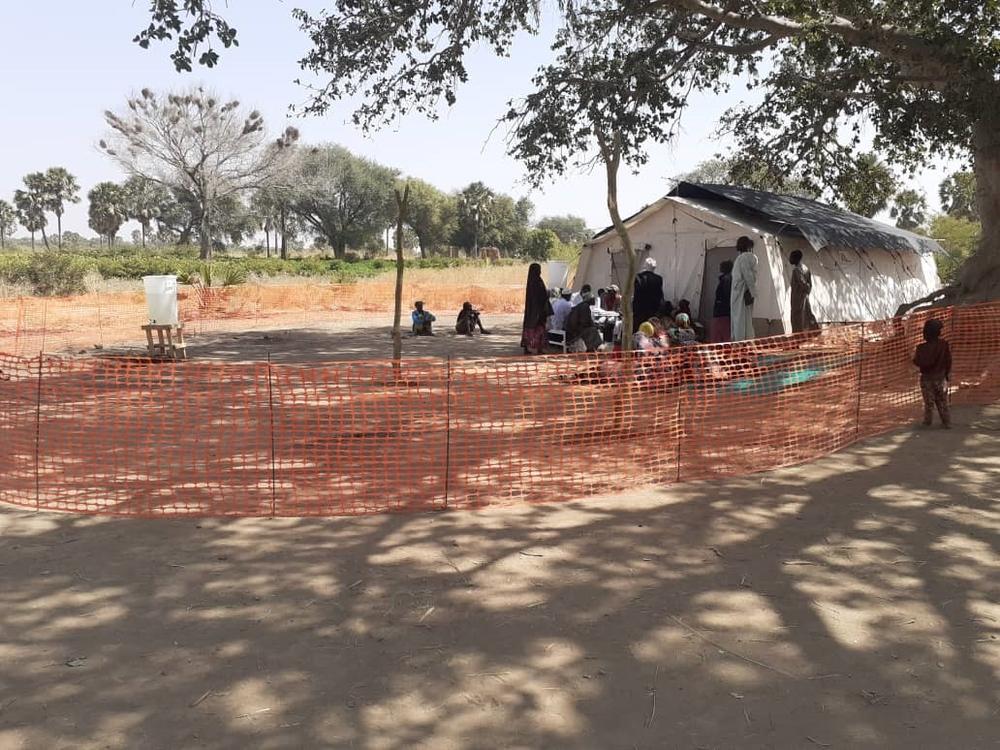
[668,313,699,346]
[521,262,553,354]
[633,321,659,351]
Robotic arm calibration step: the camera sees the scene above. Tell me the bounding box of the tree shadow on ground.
[91,315,529,364]
[1,404,997,749]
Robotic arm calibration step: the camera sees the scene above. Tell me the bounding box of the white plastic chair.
[547,329,568,353]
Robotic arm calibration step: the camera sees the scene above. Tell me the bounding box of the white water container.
[546,261,569,289]
[142,275,179,325]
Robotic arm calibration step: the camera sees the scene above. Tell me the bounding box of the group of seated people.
[411,300,490,337]
[547,285,707,353]
[633,299,707,350]
[547,284,622,353]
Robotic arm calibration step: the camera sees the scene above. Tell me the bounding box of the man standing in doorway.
[788,250,819,333]
[730,236,758,342]
[632,257,665,332]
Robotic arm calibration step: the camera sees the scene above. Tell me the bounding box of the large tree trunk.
[959,118,1000,302]
[334,239,347,260]
[199,199,212,260]
[141,222,147,249]
[57,213,62,249]
[40,225,50,250]
[392,184,410,370]
[30,231,35,250]
[265,229,271,258]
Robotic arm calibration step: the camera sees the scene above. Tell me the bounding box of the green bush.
[27,252,88,296]
[0,249,521,294]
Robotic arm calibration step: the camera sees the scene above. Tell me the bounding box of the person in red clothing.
[913,318,952,428]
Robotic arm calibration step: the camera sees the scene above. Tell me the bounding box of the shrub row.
[0,251,521,296]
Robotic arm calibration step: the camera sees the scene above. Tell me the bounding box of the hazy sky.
[1,2,961,239]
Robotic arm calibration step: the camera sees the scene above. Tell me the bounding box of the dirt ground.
[0,404,997,750]
[95,313,530,363]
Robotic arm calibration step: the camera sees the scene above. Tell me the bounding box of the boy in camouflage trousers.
[913,319,952,428]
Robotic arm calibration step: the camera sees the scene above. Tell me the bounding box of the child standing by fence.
[913,319,952,428]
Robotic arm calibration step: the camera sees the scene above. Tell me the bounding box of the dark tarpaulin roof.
[666,182,941,254]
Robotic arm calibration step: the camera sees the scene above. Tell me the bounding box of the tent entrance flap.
[699,245,739,324]
[609,246,652,288]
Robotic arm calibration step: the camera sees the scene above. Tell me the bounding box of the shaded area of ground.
[1,404,997,749]
[95,314,528,364]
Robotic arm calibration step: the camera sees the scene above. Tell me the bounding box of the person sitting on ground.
[676,299,706,341]
[601,284,621,312]
[633,321,659,351]
[456,301,490,336]
[411,301,436,336]
[549,289,573,332]
[564,292,603,352]
[570,284,592,307]
[647,317,671,348]
[668,312,699,346]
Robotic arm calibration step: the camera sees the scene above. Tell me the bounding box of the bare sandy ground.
[0,404,997,750]
[95,313,530,363]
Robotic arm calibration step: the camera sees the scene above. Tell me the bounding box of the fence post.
[674,349,684,483]
[855,323,865,438]
[39,298,47,354]
[34,352,43,510]
[266,352,277,517]
[96,292,104,350]
[444,355,452,509]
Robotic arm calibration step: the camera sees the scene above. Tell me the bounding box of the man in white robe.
[730,236,759,341]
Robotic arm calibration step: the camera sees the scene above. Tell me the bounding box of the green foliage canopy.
[136,0,1000,297]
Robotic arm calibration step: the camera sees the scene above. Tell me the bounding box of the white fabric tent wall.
[578,199,784,321]
[578,196,940,331]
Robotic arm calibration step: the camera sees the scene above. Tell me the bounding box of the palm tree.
[13,189,47,249]
[123,176,169,249]
[458,182,496,258]
[88,182,129,247]
[0,200,17,249]
[42,167,81,248]
[19,174,51,249]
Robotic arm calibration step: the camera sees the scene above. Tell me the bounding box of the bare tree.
[391,182,410,367]
[100,87,299,259]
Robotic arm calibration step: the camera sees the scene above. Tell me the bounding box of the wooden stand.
[142,323,187,360]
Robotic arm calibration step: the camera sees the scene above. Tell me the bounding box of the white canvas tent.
[576,182,942,336]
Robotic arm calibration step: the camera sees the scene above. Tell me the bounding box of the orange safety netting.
[0,300,997,517]
[0,282,524,356]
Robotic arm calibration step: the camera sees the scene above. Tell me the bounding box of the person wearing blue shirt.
[411,301,436,336]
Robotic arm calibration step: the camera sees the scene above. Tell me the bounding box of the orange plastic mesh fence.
[0,283,524,355]
[0,302,997,516]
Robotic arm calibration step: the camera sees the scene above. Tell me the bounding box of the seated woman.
[668,312,699,346]
[456,301,490,336]
[633,321,660,351]
[647,317,671,348]
[676,299,706,341]
[411,301,436,336]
